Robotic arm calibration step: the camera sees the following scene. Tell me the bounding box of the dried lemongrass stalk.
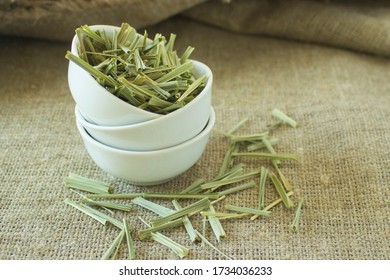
[270,172,294,209]
[123,219,136,260]
[87,192,219,200]
[251,191,294,220]
[172,200,198,242]
[194,230,233,260]
[272,109,299,128]
[290,198,304,232]
[205,204,226,242]
[64,173,113,194]
[225,205,271,216]
[101,228,126,260]
[258,167,268,210]
[64,198,107,225]
[232,152,298,161]
[150,198,211,227]
[132,197,175,216]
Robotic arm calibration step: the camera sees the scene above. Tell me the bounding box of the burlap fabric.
[0,1,389,260]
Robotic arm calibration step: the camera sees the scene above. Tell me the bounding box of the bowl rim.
[70,24,213,122]
[77,107,216,155]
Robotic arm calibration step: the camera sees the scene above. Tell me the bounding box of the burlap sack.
[0,1,389,260]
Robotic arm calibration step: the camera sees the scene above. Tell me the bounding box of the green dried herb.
[149,198,211,227]
[270,172,294,209]
[290,198,304,232]
[64,173,113,194]
[65,23,206,114]
[272,109,299,128]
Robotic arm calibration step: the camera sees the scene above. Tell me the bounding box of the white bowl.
[76,107,216,186]
[75,60,212,151]
[68,24,161,126]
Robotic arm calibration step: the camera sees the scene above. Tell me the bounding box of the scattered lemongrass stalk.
[225,205,271,216]
[258,167,268,210]
[180,178,206,194]
[139,217,188,257]
[64,198,107,225]
[247,137,279,152]
[201,211,248,220]
[229,132,269,143]
[213,163,245,182]
[201,215,207,247]
[206,204,226,242]
[262,136,280,165]
[87,192,219,200]
[138,219,183,240]
[270,172,294,209]
[227,118,249,134]
[69,189,115,214]
[64,173,113,194]
[101,228,125,260]
[201,170,260,190]
[272,109,299,128]
[150,198,211,227]
[218,141,238,176]
[290,198,304,232]
[81,199,132,212]
[273,161,293,191]
[251,191,294,220]
[151,232,189,258]
[232,152,298,160]
[132,197,174,216]
[82,204,123,229]
[123,219,136,260]
[194,230,233,260]
[217,181,256,196]
[138,216,189,258]
[172,200,198,242]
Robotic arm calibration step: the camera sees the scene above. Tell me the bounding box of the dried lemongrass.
[217,181,256,196]
[151,232,189,258]
[64,198,107,225]
[101,228,126,260]
[258,167,268,210]
[123,219,136,260]
[247,137,279,152]
[205,204,226,242]
[172,200,198,242]
[66,23,206,114]
[272,109,299,128]
[138,219,183,240]
[132,197,175,216]
[270,172,294,209]
[225,205,271,216]
[290,198,304,232]
[87,192,219,200]
[149,198,211,227]
[251,191,294,220]
[201,170,260,190]
[194,230,233,260]
[64,173,113,194]
[232,152,298,161]
[81,199,132,212]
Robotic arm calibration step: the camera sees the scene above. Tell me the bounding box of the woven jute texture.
[1,16,389,259]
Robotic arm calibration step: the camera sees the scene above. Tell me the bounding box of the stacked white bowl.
[67,25,215,186]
